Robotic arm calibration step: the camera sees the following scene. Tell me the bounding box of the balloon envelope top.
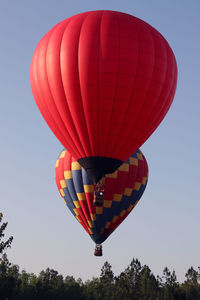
[30,10,177,183]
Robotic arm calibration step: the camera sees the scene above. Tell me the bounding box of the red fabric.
[30,11,177,162]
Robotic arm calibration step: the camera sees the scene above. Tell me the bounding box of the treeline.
[0,255,200,300]
[1,213,200,299]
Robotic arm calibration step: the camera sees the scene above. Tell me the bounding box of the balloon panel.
[55,149,148,244]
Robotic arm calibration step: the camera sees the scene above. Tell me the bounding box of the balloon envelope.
[55,148,148,244]
[31,10,177,182]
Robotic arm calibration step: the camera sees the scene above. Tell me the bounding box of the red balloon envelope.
[30,10,177,183]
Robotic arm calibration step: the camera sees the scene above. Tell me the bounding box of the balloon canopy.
[31,10,177,183]
[55,148,148,244]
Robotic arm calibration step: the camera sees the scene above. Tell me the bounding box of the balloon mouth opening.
[77,156,123,183]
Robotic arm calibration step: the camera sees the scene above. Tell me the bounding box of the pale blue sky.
[0,0,200,282]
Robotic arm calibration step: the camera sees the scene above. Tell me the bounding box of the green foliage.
[0,254,20,300]
[0,256,200,300]
[99,261,114,300]
[0,213,13,255]
[181,266,200,299]
[1,213,200,299]
[84,277,102,300]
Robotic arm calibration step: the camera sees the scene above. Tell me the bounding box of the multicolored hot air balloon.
[55,148,148,255]
[30,10,177,183]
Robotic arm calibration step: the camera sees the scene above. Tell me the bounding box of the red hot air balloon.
[55,148,148,256]
[30,10,177,183]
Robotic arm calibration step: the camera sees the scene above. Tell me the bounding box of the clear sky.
[0,0,200,282]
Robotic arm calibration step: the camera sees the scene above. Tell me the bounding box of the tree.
[0,213,16,299]
[0,213,13,256]
[99,261,114,300]
[84,262,115,300]
[138,265,159,300]
[185,267,200,286]
[181,266,200,300]
[161,267,184,300]
[114,271,133,300]
[34,268,65,300]
[64,275,85,300]
[0,254,20,300]
[18,270,37,299]
[84,277,102,300]
[114,258,143,300]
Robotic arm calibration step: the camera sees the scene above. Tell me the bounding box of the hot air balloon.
[31,10,177,183]
[55,148,148,255]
